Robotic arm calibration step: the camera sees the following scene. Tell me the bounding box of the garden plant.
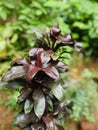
[2,25,81,130]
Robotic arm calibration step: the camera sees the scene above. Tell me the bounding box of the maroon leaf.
[42,113,55,130]
[56,62,68,73]
[12,58,29,66]
[25,64,41,81]
[50,25,61,38]
[33,89,45,119]
[40,51,52,68]
[57,34,73,43]
[18,87,32,102]
[29,48,43,58]
[2,66,25,82]
[43,66,59,80]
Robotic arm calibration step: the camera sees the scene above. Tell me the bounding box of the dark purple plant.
[1,25,82,130]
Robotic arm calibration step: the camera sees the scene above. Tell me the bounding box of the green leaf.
[52,84,66,102]
[0,40,6,51]
[2,26,13,38]
[46,96,54,112]
[11,33,18,43]
[24,99,33,114]
[0,10,7,20]
[33,90,45,119]
[73,22,89,29]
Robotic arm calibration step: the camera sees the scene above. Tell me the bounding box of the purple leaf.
[42,113,55,130]
[56,62,68,73]
[18,87,32,102]
[52,84,65,102]
[57,34,73,43]
[29,48,43,58]
[2,66,25,82]
[50,25,61,38]
[12,58,29,66]
[43,66,59,80]
[25,64,41,81]
[40,50,53,68]
[33,89,45,119]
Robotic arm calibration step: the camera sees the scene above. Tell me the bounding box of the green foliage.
[66,69,98,122]
[0,0,98,76]
[5,90,19,110]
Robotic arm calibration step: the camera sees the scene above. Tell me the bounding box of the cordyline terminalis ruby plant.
[2,25,82,130]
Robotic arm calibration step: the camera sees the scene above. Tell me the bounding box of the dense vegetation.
[0,0,98,66]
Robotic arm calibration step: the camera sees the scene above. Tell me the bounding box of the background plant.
[0,0,98,74]
[66,69,98,122]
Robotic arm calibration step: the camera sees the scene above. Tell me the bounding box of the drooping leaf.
[54,100,69,115]
[18,87,32,102]
[42,113,55,130]
[14,112,38,126]
[24,99,33,114]
[12,58,29,66]
[46,96,54,112]
[0,78,29,89]
[52,84,65,102]
[43,66,59,80]
[56,62,68,73]
[2,66,25,82]
[33,89,45,119]
[57,34,73,43]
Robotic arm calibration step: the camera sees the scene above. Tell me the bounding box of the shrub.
[1,25,81,130]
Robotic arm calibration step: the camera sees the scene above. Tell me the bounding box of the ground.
[0,91,19,130]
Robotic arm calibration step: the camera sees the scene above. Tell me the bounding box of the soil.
[0,91,20,130]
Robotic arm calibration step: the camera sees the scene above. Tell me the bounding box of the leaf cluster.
[1,25,78,130]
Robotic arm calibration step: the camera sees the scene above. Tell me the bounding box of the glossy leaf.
[50,25,61,38]
[52,84,65,102]
[13,58,29,66]
[56,62,68,73]
[24,99,33,114]
[29,48,43,58]
[46,96,54,112]
[43,66,59,80]
[42,113,55,130]
[2,66,25,82]
[14,112,38,126]
[57,34,73,43]
[33,89,45,119]
[18,87,32,102]
[25,64,41,81]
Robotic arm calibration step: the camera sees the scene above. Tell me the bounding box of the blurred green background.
[0,0,98,130]
[0,0,98,75]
